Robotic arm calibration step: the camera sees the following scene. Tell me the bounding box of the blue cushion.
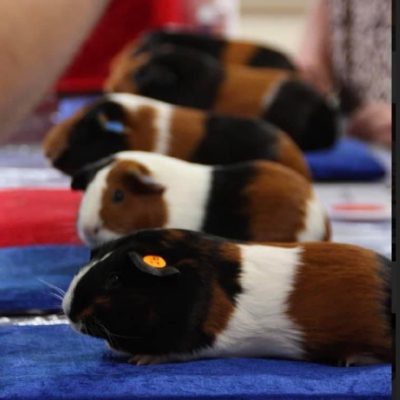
[0,245,88,313]
[0,324,391,400]
[305,138,386,181]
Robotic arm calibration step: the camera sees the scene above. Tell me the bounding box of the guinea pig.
[71,151,329,248]
[104,47,338,151]
[114,29,296,71]
[42,93,310,178]
[62,228,393,366]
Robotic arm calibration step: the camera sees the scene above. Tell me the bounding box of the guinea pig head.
[43,100,130,175]
[73,158,167,248]
[62,239,180,354]
[62,229,214,356]
[115,47,224,109]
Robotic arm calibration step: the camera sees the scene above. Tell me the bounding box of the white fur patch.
[106,93,173,154]
[200,244,305,360]
[261,79,286,112]
[152,105,172,155]
[115,151,212,231]
[77,165,113,247]
[297,193,327,241]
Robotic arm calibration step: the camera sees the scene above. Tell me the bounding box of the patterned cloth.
[328,0,391,112]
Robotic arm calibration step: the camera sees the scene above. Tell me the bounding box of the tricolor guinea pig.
[43,93,310,178]
[72,151,329,248]
[104,47,338,151]
[114,29,296,71]
[62,228,393,366]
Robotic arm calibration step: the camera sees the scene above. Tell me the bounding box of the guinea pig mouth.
[80,318,109,339]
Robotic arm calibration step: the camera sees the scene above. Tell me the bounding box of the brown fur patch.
[244,161,311,242]
[219,242,241,263]
[165,229,187,242]
[288,243,393,363]
[108,38,138,72]
[168,106,207,160]
[203,283,235,336]
[104,52,149,93]
[221,41,258,65]
[100,160,167,234]
[42,106,89,162]
[213,65,291,117]
[276,132,311,180]
[76,296,110,320]
[124,105,158,152]
[323,217,332,241]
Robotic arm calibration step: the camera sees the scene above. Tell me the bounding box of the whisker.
[50,292,64,301]
[93,317,115,348]
[93,318,141,341]
[38,278,66,295]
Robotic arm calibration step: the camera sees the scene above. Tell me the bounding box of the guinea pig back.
[104,47,338,151]
[72,152,327,248]
[43,93,310,178]
[63,228,393,366]
[120,29,296,70]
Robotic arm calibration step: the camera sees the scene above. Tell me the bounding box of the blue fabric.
[0,245,89,313]
[56,96,99,123]
[305,138,386,181]
[0,324,391,400]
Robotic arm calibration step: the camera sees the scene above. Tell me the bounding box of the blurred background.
[1,0,314,145]
[0,0,392,257]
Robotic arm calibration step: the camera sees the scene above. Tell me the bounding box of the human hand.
[348,102,392,147]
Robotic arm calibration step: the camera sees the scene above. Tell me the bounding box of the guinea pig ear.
[71,156,114,191]
[123,170,166,195]
[128,251,180,277]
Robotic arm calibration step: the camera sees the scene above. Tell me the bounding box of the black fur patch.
[135,30,225,59]
[191,115,279,165]
[54,100,128,175]
[71,156,114,191]
[263,80,339,151]
[202,163,255,240]
[133,48,224,109]
[67,229,242,356]
[136,30,295,71]
[249,47,296,70]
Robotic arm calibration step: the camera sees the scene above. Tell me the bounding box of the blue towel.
[0,324,391,400]
[0,245,88,313]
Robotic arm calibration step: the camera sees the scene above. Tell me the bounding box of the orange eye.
[143,255,166,269]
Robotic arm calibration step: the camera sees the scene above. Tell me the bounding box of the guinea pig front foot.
[336,354,382,367]
[128,354,173,366]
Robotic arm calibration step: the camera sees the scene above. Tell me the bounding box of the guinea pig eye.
[105,273,121,290]
[112,189,125,203]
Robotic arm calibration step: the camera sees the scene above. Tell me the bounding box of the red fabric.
[56,0,183,94]
[0,189,82,247]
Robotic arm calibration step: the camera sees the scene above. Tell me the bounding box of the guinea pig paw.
[128,354,169,366]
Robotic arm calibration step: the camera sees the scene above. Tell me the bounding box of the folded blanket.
[0,189,81,247]
[0,324,391,400]
[0,245,88,313]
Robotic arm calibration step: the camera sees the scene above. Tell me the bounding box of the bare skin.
[0,0,110,142]
[296,0,391,147]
